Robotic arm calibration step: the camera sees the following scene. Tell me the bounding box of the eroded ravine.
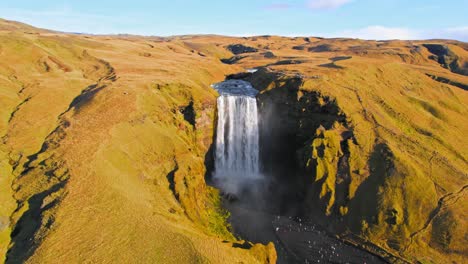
[5,56,117,263]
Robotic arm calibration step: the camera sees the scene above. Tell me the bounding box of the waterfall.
[213,80,261,195]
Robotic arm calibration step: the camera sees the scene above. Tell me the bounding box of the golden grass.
[0,18,466,263]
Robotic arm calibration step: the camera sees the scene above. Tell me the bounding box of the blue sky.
[0,0,467,41]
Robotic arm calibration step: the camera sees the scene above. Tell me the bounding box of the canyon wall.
[248,66,467,263]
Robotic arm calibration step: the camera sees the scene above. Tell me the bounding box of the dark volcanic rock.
[227,44,258,55]
[262,51,276,58]
[330,56,352,62]
[292,45,305,51]
[308,44,336,52]
[226,72,253,80]
[220,55,246,64]
[271,59,304,66]
[423,44,468,75]
[426,73,468,90]
[423,44,451,58]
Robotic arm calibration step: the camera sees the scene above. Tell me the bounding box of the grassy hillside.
[0,18,466,263]
[0,19,275,263]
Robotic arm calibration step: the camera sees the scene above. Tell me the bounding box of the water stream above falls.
[210,79,387,264]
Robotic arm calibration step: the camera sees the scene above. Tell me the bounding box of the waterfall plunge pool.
[208,79,387,264]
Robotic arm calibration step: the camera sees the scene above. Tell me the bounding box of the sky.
[0,0,467,41]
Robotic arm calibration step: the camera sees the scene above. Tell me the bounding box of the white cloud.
[321,25,468,41]
[336,25,417,40]
[307,0,353,10]
[434,27,468,41]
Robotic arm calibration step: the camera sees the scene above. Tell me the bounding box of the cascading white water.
[212,80,262,195]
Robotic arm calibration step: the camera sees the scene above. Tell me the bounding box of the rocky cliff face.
[245,64,467,263]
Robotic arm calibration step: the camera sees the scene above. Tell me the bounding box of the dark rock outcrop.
[270,59,304,66]
[220,55,246,64]
[227,44,258,55]
[308,44,337,52]
[292,45,305,51]
[226,72,253,80]
[262,51,276,58]
[423,44,468,76]
[425,73,468,90]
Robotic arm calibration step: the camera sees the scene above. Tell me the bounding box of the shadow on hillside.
[6,180,67,264]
